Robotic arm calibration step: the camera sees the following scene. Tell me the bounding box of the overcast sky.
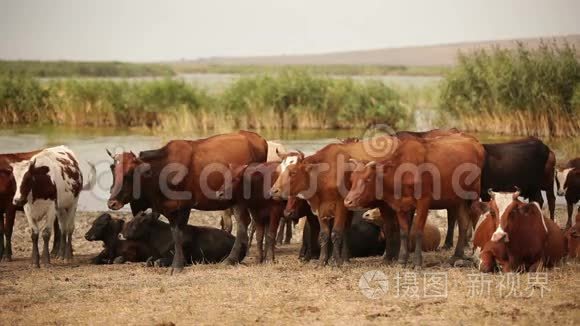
[0,0,578,62]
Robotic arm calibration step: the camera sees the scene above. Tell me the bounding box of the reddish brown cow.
[489,190,565,271]
[556,157,580,228]
[0,150,48,261]
[106,131,268,273]
[343,134,485,267]
[216,162,285,263]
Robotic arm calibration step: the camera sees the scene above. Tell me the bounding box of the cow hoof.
[31,263,40,268]
[3,256,12,262]
[170,267,184,275]
[221,258,238,266]
[112,257,125,264]
[442,243,453,250]
[146,258,155,267]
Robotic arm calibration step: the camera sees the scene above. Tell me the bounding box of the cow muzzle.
[12,197,26,207]
[118,233,127,240]
[557,189,566,196]
[270,187,284,199]
[491,228,509,242]
[85,233,96,241]
[343,198,357,209]
[107,199,124,210]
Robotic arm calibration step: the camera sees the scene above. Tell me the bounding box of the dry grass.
[1,207,579,325]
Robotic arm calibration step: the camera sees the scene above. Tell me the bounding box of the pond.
[0,126,577,211]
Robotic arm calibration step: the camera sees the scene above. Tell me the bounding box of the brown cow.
[216,162,285,263]
[489,190,565,271]
[343,134,484,268]
[107,131,268,273]
[556,157,580,228]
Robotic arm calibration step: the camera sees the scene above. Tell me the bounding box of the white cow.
[11,146,94,266]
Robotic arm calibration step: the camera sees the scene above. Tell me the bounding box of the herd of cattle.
[0,129,579,274]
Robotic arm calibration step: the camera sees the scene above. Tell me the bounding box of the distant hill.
[183,34,580,67]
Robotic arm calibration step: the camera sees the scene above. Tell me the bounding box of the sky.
[0,0,578,62]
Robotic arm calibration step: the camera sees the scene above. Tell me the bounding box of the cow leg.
[303,213,320,261]
[340,213,352,262]
[444,209,456,249]
[0,212,4,261]
[62,206,75,264]
[31,231,40,268]
[450,202,471,265]
[284,218,292,244]
[545,188,556,221]
[3,205,16,261]
[411,200,430,269]
[566,202,574,229]
[169,208,190,273]
[247,220,255,254]
[330,206,349,266]
[299,218,309,260]
[265,206,282,263]
[51,219,60,258]
[255,221,265,263]
[276,217,286,245]
[224,204,251,265]
[41,227,51,266]
[379,205,400,263]
[396,210,412,266]
[318,218,331,266]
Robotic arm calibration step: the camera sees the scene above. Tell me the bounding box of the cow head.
[270,151,310,199]
[489,189,522,242]
[216,164,248,200]
[12,159,51,207]
[121,210,160,240]
[0,164,14,195]
[284,196,309,220]
[107,150,151,210]
[84,213,123,241]
[555,167,573,196]
[344,160,379,209]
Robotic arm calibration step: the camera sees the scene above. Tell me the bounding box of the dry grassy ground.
[1,207,579,325]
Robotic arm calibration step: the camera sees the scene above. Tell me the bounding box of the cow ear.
[304,164,318,173]
[471,201,489,216]
[275,148,285,160]
[513,187,521,199]
[106,149,114,159]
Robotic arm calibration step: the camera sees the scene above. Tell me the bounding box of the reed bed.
[0,60,174,77]
[439,42,580,137]
[0,70,409,131]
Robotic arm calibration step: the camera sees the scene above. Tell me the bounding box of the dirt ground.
[1,206,579,325]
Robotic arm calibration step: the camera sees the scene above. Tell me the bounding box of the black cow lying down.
[122,211,245,265]
[85,213,155,264]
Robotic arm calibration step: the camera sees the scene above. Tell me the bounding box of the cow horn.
[365,161,377,168]
[348,158,359,164]
[488,188,495,198]
[30,159,36,169]
[513,186,521,199]
[106,149,114,158]
[297,150,305,160]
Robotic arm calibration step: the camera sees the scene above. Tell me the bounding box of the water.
[1,127,576,211]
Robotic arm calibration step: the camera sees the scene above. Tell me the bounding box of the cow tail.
[82,161,97,191]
